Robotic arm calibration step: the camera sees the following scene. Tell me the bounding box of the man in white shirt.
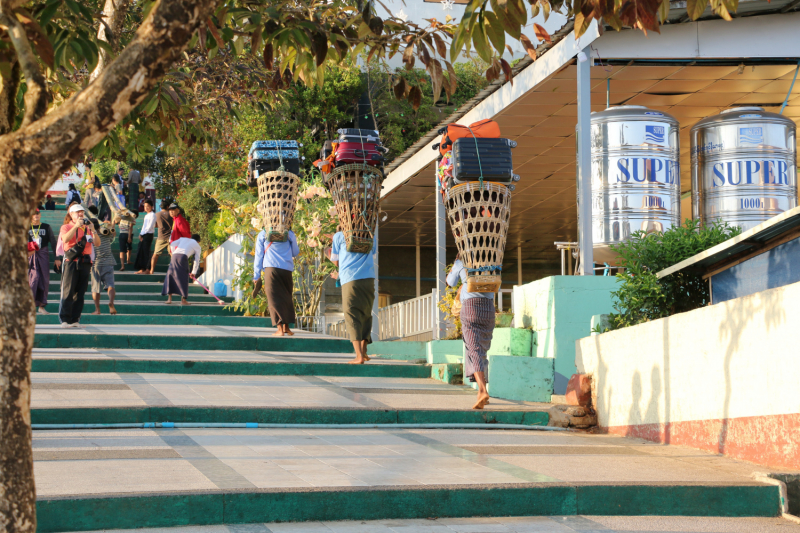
[134,199,156,274]
[162,234,202,305]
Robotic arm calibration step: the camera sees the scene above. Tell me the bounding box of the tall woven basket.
[445,182,512,293]
[257,170,301,242]
[324,163,383,253]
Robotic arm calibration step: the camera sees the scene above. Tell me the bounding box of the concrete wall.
[576,279,800,471]
[198,234,246,299]
[514,276,618,394]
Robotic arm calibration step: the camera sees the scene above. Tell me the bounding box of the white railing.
[379,290,436,341]
[325,287,515,341]
[295,315,327,334]
[327,319,348,339]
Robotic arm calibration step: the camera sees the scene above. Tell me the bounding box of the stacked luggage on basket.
[315,129,387,174]
[316,129,386,254]
[247,140,302,242]
[436,119,519,293]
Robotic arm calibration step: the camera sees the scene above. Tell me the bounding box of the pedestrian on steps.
[45,195,55,210]
[162,234,201,305]
[134,199,155,274]
[127,167,141,212]
[168,203,190,243]
[28,209,59,314]
[65,184,81,205]
[329,231,377,364]
[447,255,495,410]
[151,200,173,275]
[112,173,125,207]
[117,214,134,270]
[252,228,300,337]
[89,208,117,315]
[59,204,98,328]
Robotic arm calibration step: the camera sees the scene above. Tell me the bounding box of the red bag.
[437,119,501,156]
[335,141,385,167]
[27,241,40,252]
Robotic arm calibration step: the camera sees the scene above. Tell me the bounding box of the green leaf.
[39,0,60,27]
[143,96,159,116]
[686,0,710,19]
[472,17,492,62]
[484,12,505,53]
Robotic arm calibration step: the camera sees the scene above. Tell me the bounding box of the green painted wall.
[488,356,554,403]
[514,276,618,394]
[487,328,533,357]
[427,340,463,364]
[369,341,427,360]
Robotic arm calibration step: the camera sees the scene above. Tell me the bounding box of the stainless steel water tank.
[691,107,797,232]
[585,106,681,264]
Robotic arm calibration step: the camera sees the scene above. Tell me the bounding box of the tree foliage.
[604,219,741,331]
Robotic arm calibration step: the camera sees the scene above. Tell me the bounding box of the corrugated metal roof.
[657,205,800,278]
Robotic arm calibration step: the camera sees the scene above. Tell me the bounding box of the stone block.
[431,363,463,385]
[426,340,464,364]
[368,341,427,360]
[487,328,533,357]
[565,373,592,407]
[487,355,554,403]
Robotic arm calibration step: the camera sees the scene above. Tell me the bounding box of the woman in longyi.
[447,254,496,410]
[252,229,300,337]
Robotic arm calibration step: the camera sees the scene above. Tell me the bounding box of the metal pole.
[517,245,522,286]
[577,46,594,276]
[434,191,447,340]
[372,219,380,340]
[416,243,421,297]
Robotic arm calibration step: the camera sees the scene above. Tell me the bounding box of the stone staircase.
[29,206,790,532]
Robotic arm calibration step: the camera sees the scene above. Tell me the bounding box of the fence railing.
[295,315,326,335]
[378,290,436,341]
[326,287,515,340]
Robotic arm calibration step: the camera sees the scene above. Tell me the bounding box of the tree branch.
[0,59,20,134]
[90,0,132,81]
[0,5,49,127]
[0,0,220,207]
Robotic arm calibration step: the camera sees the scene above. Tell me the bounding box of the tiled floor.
[31,372,547,410]
[33,427,780,497]
[55,516,800,533]
[35,324,331,337]
[31,348,412,364]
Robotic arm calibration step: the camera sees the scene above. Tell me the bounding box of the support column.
[434,192,447,340]
[416,243,421,297]
[372,219,380,341]
[517,245,522,286]
[577,46,594,276]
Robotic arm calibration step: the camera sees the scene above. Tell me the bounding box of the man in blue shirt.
[330,231,377,364]
[253,229,300,336]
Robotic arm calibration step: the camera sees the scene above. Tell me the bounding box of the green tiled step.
[50,282,211,295]
[48,252,170,264]
[35,484,781,533]
[45,292,232,302]
[43,303,241,315]
[49,272,166,282]
[31,405,547,426]
[34,333,351,352]
[35,314,269,326]
[31,359,436,378]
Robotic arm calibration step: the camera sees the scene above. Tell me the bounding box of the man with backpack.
[65,184,81,205]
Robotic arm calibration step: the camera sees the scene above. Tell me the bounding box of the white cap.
[69,204,85,213]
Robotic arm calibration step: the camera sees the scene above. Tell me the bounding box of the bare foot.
[363,354,371,361]
[472,392,490,410]
[165,297,172,304]
[181,298,190,306]
[271,331,285,337]
[119,266,125,271]
[109,304,117,315]
[347,358,365,365]
[135,270,146,274]
[285,330,295,336]
[91,310,101,315]
[38,307,49,315]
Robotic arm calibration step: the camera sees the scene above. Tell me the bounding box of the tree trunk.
[91,0,132,81]
[0,211,37,533]
[0,60,20,135]
[0,0,219,530]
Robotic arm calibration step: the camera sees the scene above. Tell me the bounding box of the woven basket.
[257,170,301,242]
[445,182,512,293]
[324,163,383,253]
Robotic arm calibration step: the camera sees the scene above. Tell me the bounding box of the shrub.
[605,219,741,331]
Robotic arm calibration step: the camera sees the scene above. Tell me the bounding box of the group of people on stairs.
[29,197,204,328]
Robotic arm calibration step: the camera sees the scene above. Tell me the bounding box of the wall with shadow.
[576,278,800,470]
